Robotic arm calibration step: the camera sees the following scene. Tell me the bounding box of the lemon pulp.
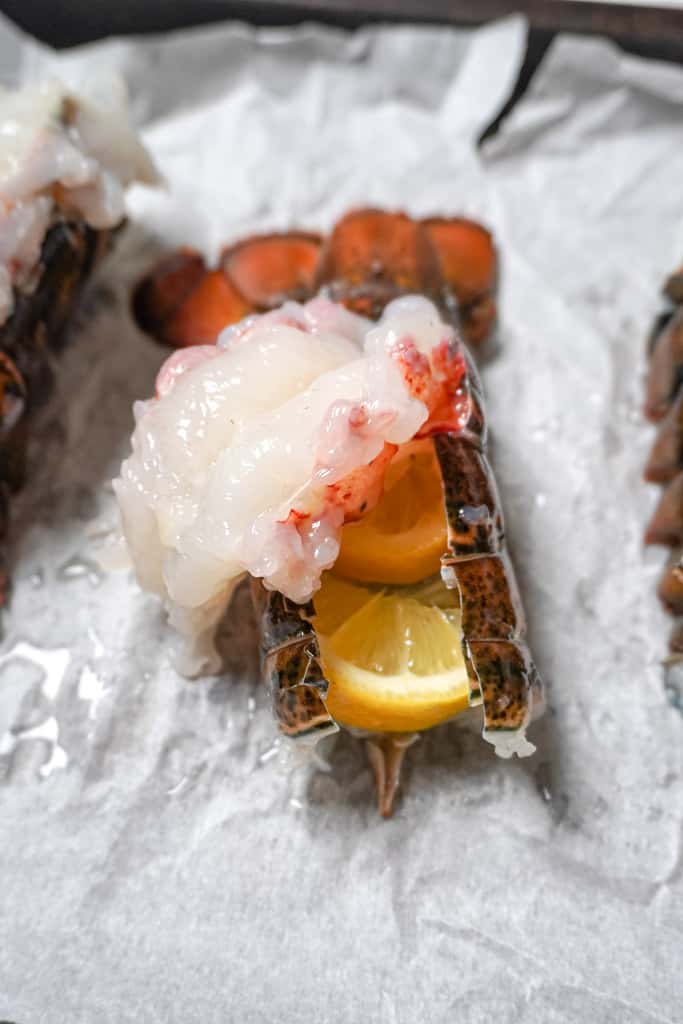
[333,438,448,585]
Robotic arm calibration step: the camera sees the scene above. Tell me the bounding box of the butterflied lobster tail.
[130,207,538,816]
[255,211,539,781]
[644,263,683,655]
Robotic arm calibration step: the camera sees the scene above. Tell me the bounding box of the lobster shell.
[132,209,497,351]
[133,208,538,814]
[0,219,116,603]
[644,262,683,654]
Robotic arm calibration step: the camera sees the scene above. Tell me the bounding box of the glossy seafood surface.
[0,78,157,327]
[116,294,472,673]
[121,210,542,806]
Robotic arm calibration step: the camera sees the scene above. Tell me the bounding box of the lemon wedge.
[313,573,470,733]
[333,438,447,586]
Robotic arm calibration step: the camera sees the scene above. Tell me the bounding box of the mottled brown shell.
[0,217,115,604]
[643,259,683,656]
[658,551,683,613]
[645,388,683,484]
[252,210,538,751]
[0,220,114,407]
[0,218,115,488]
[251,582,336,740]
[0,352,28,496]
[645,309,683,422]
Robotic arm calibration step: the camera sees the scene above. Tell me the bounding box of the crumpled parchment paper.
[0,12,682,1023]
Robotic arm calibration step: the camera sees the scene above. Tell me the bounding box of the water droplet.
[167,776,190,796]
[87,627,105,660]
[29,569,45,589]
[289,797,304,810]
[258,742,281,765]
[593,795,608,818]
[0,641,70,701]
[247,696,256,718]
[534,761,569,825]
[165,758,204,797]
[575,578,595,616]
[0,716,68,779]
[56,555,103,587]
[535,493,547,508]
[77,665,107,720]
[85,518,116,542]
[663,663,683,714]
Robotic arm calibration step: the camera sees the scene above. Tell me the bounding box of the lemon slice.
[313,573,470,733]
[333,438,447,586]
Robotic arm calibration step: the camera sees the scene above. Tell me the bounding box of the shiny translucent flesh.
[116,296,458,673]
[0,78,156,324]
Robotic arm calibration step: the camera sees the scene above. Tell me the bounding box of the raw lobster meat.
[644,263,683,652]
[132,209,542,814]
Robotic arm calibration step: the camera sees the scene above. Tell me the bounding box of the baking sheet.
[0,12,682,1023]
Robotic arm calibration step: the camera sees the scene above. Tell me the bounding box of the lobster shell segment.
[645,309,683,422]
[132,249,253,349]
[664,265,683,306]
[0,219,116,477]
[222,233,322,309]
[0,352,28,494]
[315,208,442,320]
[644,389,683,484]
[422,217,497,345]
[133,208,499,350]
[252,583,336,741]
[643,263,683,656]
[465,640,538,740]
[0,218,117,606]
[644,471,683,548]
[1,220,112,407]
[434,432,502,557]
[443,552,526,642]
[658,551,683,614]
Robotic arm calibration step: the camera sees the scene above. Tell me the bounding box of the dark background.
[1,1,681,138]
[2,0,683,57]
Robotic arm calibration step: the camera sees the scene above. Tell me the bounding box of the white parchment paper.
[0,13,682,1023]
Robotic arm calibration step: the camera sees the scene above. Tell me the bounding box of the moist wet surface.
[1,15,682,1024]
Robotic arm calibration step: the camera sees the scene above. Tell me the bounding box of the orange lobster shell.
[133,209,497,351]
